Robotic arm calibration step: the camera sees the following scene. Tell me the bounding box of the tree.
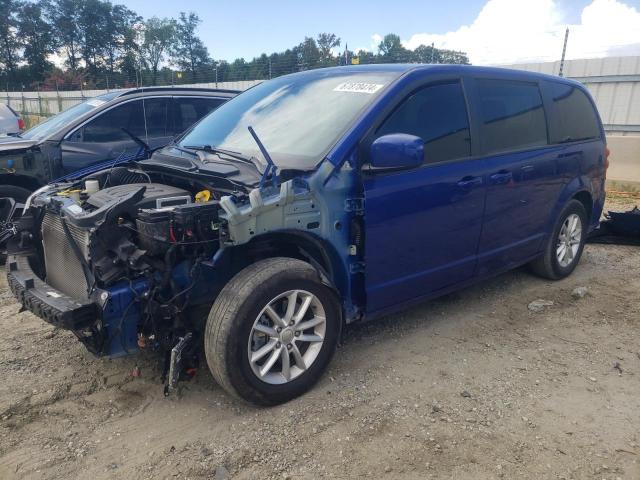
[0,0,22,82]
[438,48,470,65]
[49,0,82,71]
[104,4,140,76]
[17,0,55,82]
[294,37,320,71]
[141,17,175,85]
[78,0,114,76]
[316,32,340,64]
[171,12,211,82]
[378,33,407,60]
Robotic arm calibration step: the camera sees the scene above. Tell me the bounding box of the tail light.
[17,118,25,131]
[604,146,610,171]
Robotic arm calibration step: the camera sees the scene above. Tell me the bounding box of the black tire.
[0,185,32,265]
[204,257,342,406]
[530,199,588,280]
[0,184,32,204]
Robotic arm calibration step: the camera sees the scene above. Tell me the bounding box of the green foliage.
[17,1,55,82]
[141,16,176,85]
[171,12,211,82]
[0,0,22,79]
[0,0,470,90]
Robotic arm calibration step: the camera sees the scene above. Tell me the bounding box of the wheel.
[205,257,341,405]
[0,184,32,205]
[530,199,587,280]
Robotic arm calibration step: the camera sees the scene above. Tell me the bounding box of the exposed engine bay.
[6,155,331,392]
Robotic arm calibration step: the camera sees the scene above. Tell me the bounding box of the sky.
[116,0,640,65]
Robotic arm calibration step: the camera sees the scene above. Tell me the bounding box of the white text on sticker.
[333,82,384,94]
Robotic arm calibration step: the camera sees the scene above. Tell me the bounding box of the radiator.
[41,212,91,300]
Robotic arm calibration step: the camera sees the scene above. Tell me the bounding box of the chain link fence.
[2,52,470,127]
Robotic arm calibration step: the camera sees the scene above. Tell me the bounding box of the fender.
[211,229,355,321]
[544,174,596,237]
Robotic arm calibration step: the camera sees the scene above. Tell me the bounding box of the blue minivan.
[7,65,607,404]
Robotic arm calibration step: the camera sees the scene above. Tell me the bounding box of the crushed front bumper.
[7,254,98,330]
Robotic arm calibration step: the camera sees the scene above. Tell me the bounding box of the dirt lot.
[0,197,639,480]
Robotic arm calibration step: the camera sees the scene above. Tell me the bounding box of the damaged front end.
[7,170,227,380]
[4,148,353,391]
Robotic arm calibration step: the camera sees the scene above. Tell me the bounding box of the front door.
[363,80,486,314]
[60,99,145,174]
[60,98,174,174]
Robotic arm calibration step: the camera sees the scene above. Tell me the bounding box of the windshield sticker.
[333,82,384,94]
[86,99,106,107]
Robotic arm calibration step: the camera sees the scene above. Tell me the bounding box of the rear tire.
[530,199,587,280]
[204,257,341,406]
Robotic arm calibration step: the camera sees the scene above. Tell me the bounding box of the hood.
[141,146,262,188]
[0,136,39,153]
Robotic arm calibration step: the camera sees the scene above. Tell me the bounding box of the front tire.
[204,257,341,405]
[530,199,588,280]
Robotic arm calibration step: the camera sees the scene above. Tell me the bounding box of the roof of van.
[298,63,582,86]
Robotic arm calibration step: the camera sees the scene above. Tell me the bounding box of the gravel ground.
[0,197,638,480]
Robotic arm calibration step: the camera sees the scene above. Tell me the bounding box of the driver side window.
[81,100,145,143]
[376,81,471,165]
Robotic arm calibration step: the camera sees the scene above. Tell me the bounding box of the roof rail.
[118,86,241,96]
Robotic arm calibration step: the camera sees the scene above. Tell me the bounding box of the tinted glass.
[143,98,171,138]
[548,82,600,143]
[377,82,471,164]
[82,100,144,143]
[174,97,224,133]
[179,70,398,170]
[22,93,117,141]
[477,79,548,154]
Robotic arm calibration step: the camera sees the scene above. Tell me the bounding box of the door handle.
[456,176,483,189]
[489,170,513,184]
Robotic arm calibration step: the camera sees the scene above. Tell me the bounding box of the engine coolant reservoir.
[85,180,100,194]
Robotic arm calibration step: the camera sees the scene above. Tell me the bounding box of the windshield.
[22,92,120,141]
[178,70,398,170]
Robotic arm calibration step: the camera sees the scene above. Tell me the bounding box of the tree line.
[0,0,470,91]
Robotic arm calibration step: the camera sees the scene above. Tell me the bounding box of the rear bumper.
[6,254,98,330]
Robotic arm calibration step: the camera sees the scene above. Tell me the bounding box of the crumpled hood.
[0,136,39,153]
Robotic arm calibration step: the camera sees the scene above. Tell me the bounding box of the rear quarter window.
[547,82,601,143]
[476,78,548,155]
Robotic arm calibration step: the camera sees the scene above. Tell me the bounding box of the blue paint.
[96,64,607,340]
[102,278,149,357]
[370,134,424,169]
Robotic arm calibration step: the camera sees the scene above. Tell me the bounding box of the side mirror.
[369,133,424,171]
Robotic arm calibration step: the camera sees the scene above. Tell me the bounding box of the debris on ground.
[571,286,589,299]
[527,299,554,313]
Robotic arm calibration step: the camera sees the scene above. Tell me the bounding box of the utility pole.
[430,42,435,63]
[559,28,569,77]
[268,58,272,80]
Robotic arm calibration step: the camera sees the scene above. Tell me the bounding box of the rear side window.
[82,100,145,142]
[476,79,548,154]
[174,97,225,134]
[548,82,601,143]
[376,81,471,165]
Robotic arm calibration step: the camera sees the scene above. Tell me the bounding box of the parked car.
[0,87,237,205]
[6,65,607,405]
[0,103,24,136]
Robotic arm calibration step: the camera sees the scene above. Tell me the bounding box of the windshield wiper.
[247,126,278,189]
[183,144,263,170]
